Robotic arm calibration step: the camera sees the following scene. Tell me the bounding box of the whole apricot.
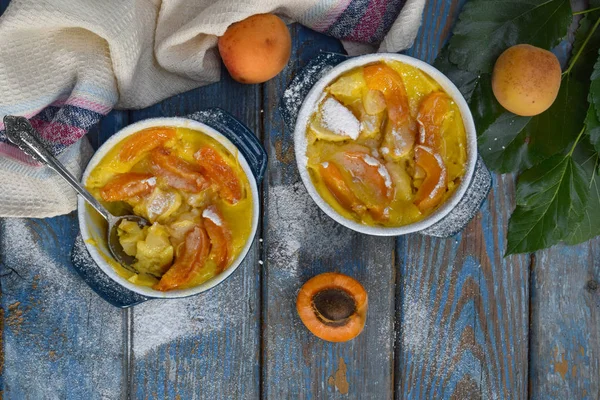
[218,14,291,84]
[492,44,561,116]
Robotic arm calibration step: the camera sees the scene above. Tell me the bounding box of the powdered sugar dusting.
[282,62,335,129]
[143,177,157,186]
[320,97,360,140]
[202,207,223,226]
[362,154,392,189]
[1,219,123,398]
[132,294,236,357]
[362,154,380,166]
[266,182,351,275]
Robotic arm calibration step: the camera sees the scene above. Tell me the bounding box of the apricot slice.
[296,272,368,342]
[150,148,208,193]
[363,64,417,158]
[414,145,447,211]
[194,146,242,204]
[118,127,176,162]
[154,225,210,291]
[334,152,393,219]
[202,206,233,273]
[100,173,156,202]
[319,162,366,216]
[417,92,451,150]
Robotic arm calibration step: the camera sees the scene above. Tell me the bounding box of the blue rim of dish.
[279,52,492,239]
[71,108,266,308]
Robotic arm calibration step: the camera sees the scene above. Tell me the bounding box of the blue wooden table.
[1,0,599,399]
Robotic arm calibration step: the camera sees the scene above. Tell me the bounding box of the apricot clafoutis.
[86,127,253,291]
[297,272,368,342]
[305,61,468,227]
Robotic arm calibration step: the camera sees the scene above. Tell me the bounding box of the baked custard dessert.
[305,61,468,227]
[86,127,253,291]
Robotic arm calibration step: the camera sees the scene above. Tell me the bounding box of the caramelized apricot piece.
[363,64,416,158]
[417,92,451,150]
[150,148,208,193]
[154,226,210,291]
[319,162,365,215]
[119,127,176,162]
[100,173,156,202]
[202,206,233,273]
[333,152,392,220]
[414,145,447,211]
[194,147,242,204]
[296,272,368,342]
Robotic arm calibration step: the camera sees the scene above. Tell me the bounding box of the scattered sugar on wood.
[265,182,352,275]
[132,290,239,357]
[1,218,123,398]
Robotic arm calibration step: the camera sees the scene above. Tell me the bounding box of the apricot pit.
[296,272,368,342]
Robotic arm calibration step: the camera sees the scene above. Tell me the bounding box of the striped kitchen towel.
[0,0,426,217]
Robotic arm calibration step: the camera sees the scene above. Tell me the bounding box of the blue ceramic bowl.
[77,108,266,300]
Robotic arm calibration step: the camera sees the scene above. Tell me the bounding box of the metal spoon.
[3,115,149,272]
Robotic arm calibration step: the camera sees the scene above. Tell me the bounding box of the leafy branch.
[563,15,600,76]
[435,0,600,254]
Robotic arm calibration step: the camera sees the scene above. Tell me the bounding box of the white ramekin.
[294,53,477,236]
[78,117,260,298]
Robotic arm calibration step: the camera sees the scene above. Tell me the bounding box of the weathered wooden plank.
[0,215,126,399]
[529,239,600,399]
[261,25,396,399]
[398,0,529,398]
[127,68,261,399]
[396,175,530,399]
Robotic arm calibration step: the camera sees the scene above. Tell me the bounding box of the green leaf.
[448,0,572,73]
[506,153,590,255]
[566,138,600,244]
[585,104,600,154]
[433,46,480,102]
[472,73,587,173]
[590,49,600,125]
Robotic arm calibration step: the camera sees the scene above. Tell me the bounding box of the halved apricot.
[319,162,366,216]
[202,205,233,273]
[150,148,208,193]
[118,127,176,162]
[100,172,156,202]
[363,64,416,158]
[194,146,242,204]
[417,92,451,150]
[153,225,210,291]
[296,272,368,342]
[414,145,447,211]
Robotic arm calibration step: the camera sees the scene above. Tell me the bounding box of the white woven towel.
[0,0,426,217]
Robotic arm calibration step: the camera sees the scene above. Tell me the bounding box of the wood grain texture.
[0,215,126,399]
[127,68,261,400]
[398,1,529,398]
[261,25,396,399]
[396,175,530,399]
[529,239,600,399]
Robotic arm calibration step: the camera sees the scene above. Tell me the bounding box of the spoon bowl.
[107,214,150,272]
[3,115,149,270]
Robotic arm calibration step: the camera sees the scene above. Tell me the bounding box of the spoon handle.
[3,115,112,221]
